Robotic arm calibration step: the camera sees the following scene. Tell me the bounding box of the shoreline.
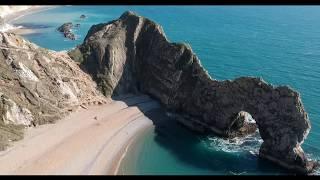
[112,137,135,175]
[0,7,154,175]
[4,6,59,23]
[111,124,152,175]
[0,96,157,175]
[3,5,59,35]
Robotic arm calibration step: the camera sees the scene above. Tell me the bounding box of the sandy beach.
[4,6,57,23]
[0,6,160,175]
[1,5,58,35]
[0,94,159,175]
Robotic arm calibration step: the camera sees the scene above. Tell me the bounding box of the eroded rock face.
[70,11,317,173]
[0,32,106,149]
[0,93,33,126]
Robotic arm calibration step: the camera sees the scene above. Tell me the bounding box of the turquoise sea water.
[13,6,320,175]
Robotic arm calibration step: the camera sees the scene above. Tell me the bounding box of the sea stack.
[57,22,76,40]
[69,11,317,174]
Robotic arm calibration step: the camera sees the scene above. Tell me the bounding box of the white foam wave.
[314,168,320,175]
[0,23,23,32]
[204,130,262,154]
[305,153,320,175]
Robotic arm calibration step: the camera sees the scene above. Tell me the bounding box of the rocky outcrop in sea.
[0,32,106,150]
[69,11,318,174]
[57,22,76,40]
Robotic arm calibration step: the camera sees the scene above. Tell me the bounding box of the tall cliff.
[70,11,317,173]
[0,32,106,150]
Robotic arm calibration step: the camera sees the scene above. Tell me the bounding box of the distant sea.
[13,5,320,175]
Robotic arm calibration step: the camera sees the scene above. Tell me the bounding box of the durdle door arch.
[70,11,318,174]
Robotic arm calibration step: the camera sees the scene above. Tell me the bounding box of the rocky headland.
[69,11,318,174]
[0,32,107,150]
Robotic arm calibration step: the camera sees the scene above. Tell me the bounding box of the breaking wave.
[0,23,23,32]
[314,167,320,175]
[305,153,320,175]
[203,130,263,154]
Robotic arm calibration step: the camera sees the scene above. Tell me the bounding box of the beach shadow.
[111,94,291,175]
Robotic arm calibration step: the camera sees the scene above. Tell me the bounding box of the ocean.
[12,5,320,175]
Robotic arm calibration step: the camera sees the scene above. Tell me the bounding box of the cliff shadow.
[111,94,291,175]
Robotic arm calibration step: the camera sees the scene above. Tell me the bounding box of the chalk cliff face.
[0,32,106,150]
[70,11,317,173]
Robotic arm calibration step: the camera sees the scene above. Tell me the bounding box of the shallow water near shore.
[13,5,320,175]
